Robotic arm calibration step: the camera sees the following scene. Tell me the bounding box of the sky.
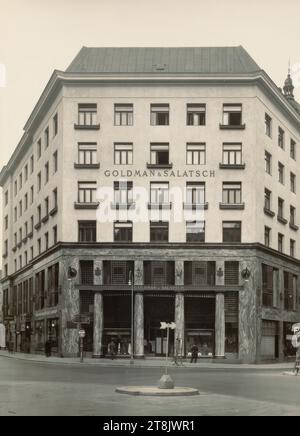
[0,0,300,266]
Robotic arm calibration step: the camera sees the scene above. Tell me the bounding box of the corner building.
[1,47,300,363]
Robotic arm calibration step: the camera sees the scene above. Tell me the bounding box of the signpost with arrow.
[158,321,176,389]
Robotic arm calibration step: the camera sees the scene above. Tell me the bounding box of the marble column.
[93,292,104,358]
[134,293,144,357]
[60,257,80,357]
[175,293,185,356]
[215,293,225,358]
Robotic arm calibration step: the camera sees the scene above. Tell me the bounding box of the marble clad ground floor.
[2,243,300,363]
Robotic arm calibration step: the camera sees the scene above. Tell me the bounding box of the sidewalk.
[0,350,294,370]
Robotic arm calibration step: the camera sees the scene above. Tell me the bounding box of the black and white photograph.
[0,0,300,420]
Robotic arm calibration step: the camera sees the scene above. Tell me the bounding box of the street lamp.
[128,269,134,365]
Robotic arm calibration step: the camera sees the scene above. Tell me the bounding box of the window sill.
[111,202,136,210]
[49,206,58,217]
[74,202,100,210]
[12,246,17,253]
[289,223,299,231]
[146,163,173,169]
[219,203,245,210]
[148,203,172,210]
[277,216,288,225]
[2,253,8,259]
[42,215,49,224]
[22,237,28,244]
[35,222,42,230]
[219,163,246,170]
[183,202,208,210]
[74,163,100,169]
[74,124,100,130]
[219,124,246,130]
[17,242,22,249]
[264,208,275,218]
[27,232,33,239]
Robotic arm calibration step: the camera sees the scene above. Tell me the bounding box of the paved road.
[0,356,299,416]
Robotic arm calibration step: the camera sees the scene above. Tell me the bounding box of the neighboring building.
[0,47,300,362]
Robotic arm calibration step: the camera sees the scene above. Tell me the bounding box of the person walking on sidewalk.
[108,339,116,360]
[45,340,52,357]
[190,343,199,363]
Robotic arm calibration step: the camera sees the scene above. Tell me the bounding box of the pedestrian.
[294,347,300,376]
[190,343,199,364]
[108,339,116,360]
[45,340,51,357]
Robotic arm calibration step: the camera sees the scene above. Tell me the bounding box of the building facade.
[1,47,300,362]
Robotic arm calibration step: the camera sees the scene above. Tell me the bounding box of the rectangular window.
[80,260,94,285]
[78,221,96,242]
[222,143,242,165]
[37,172,41,191]
[19,200,22,217]
[38,238,41,255]
[186,143,206,165]
[4,215,8,230]
[53,225,58,245]
[114,181,133,205]
[278,233,284,253]
[290,172,296,193]
[222,182,242,204]
[45,197,49,216]
[24,193,28,211]
[114,143,133,165]
[284,272,296,311]
[150,182,169,204]
[37,205,41,222]
[24,164,28,182]
[278,127,285,149]
[222,221,241,242]
[53,113,58,136]
[265,151,272,175]
[186,182,205,205]
[224,261,239,285]
[265,113,272,137]
[150,143,170,165]
[150,221,169,242]
[45,127,49,148]
[78,103,97,126]
[290,239,295,258]
[45,232,49,251]
[222,104,242,126]
[278,162,284,184]
[78,182,97,203]
[78,143,97,165]
[30,216,34,233]
[5,190,8,206]
[262,264,274,307]
[53,188,58,209]
[264,188,272,211]
[290,206,296,226]
[30,186,34,204]
[45,162,49,184]
[19,173,22,190]
[114,104,133,126]
[150,104,169,125]
[290,139,296,160]
[53,151,58,173]
[37,139,42,159]
[30,155,34,173]
[186,221,205,243]
[14,180,17,196]
[114,221,133,242]
[186,104,206,126]
[14,207,17,222]
[278,198,284,219]
[264,226,271,247]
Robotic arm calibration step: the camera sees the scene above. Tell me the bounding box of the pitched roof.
[66,46,261,75]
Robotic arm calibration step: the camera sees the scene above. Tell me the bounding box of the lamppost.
[128,270,134,365]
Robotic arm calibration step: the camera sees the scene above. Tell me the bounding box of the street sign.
[72,314,90,325]
[78,329,85,338]
[160,322,176,330]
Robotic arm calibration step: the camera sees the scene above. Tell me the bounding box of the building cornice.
[0,69,300,187]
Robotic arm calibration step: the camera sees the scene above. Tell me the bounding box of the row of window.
[265,113,297,159]
[75,141,246,167]
[264,226,296,257]
[78,220,242,244]
[264,189,298,228]
[265,151,296,192]
[262,264,298,311]
[75,103,245,128]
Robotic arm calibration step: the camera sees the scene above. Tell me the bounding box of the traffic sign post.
[158,322,176,389]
